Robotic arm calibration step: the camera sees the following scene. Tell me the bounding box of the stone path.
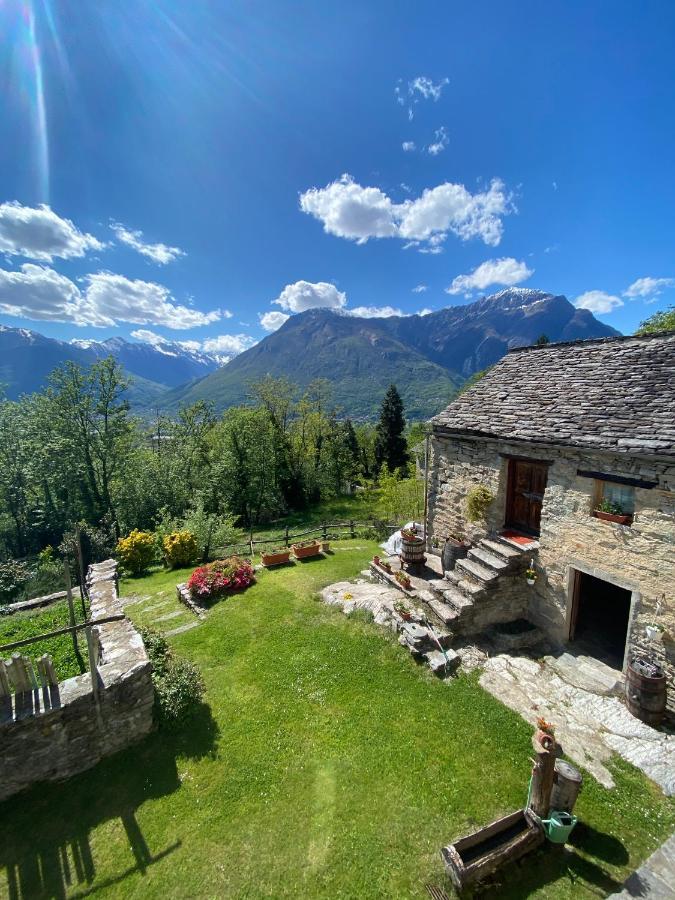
[608,833,675,898]
[479,652,675,795]
[119,591,203,638]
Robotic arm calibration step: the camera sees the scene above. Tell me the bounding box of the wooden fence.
[214,520,400,559]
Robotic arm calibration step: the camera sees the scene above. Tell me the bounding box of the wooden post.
[85,625,104,728]
[75,525,88,615]
[528,728,558,820]
[423,432,430,548]
[322,521,327,541]
[63,559,79,659]
[350,520,355,539]
[0,661,11,697]
[249,530,254,558]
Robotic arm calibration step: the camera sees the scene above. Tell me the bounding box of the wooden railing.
[214,520,400,558]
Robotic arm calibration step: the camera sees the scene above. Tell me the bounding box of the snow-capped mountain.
[70,336,220,387]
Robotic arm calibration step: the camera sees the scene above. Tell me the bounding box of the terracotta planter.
[534,728,555,751]
[261,549,291,566]
[292,541,321,559]
[594,509,633,526]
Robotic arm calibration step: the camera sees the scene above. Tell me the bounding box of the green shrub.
[163,530,199,569]
[140,626,205,730]
[0,559,32,605]
[116,529,156,576]
[466,484,495,522]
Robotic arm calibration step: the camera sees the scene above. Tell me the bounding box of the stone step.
[467,547,510,574]
[423,596,460,627]
[443,569,486,598]
[424,648,461,677]
[479,538,524,562]
[494,533,540,553]
[454,557,499,586]
[398,621,453,651]
[441,587,474,613]
[427,578,455,595]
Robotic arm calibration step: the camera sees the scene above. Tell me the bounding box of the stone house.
[427,331,675,696]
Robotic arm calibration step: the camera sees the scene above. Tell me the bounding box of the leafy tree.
[636,306,675,335]
[374,385,409,474]
[535,334,551,346]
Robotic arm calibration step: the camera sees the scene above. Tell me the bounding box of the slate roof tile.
[431,332,675,458]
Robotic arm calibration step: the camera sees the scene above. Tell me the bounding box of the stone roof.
[432,332,675,457]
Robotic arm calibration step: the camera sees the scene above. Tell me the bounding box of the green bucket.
[543,809,577,844]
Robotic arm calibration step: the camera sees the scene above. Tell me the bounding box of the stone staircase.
[421,534,537,636]
[397,620,461,676]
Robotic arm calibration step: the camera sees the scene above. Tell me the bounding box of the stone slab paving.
[156,609,184,622]
[164,620,202,637]
[608,833,675,899]
[479,653,675,795]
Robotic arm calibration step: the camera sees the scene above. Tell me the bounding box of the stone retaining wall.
[428,432,675,702]
[0,560,154,802]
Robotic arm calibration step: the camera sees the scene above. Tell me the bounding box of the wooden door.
[505,459,548,535]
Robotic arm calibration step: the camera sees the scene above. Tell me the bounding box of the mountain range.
[160,289,620,417]
[0,289,619,419]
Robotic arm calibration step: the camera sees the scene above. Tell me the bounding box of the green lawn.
[0,595,89,681]
[1,541,673,899]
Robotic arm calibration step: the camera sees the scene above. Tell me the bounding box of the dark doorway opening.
[569,571,632,670]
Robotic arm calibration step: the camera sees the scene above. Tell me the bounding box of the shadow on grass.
[475,832,626,898]
[0,703,219,900]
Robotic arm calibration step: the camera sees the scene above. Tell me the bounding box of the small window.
[594,480,635,523]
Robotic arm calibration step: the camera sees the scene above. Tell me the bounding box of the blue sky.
[1,0,674,357]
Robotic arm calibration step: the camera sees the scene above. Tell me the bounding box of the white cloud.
[427,126,448,156]
[273,280,347,313]
[402,141,416,152]
[574,290,624,314]
[0,263,111,325]
[259,310,290,332]
[552,181,558,191]
[0,202,104,262]
[111,222,185,265]
[623,276,674,300]
[129,328,255,361]
[418,308,432,316]
[200,334,256,355]
[83,272,222,329]
[300,175,513,251]
[349,305,404,318]
[446,257,534,296]
[412,284,428,293]
[396,76,449,119]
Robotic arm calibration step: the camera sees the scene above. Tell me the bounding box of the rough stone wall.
[0,560,154,802]
[428,432,675,696]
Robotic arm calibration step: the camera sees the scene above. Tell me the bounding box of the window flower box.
[594,509,633,526]
[261,548,291,567]
[292,539,321,559]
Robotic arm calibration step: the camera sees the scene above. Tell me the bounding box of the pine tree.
[374,384,409,474]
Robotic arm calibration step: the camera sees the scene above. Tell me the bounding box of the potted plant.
[525,564,537,585]
[442,533,471,573]
[645,622,664,642]
[291,539,322,560]
[395,569,411,590]
[594,499,633,526]
[261,547,292,566]
[534,717,556,750]
[394,599,412,621]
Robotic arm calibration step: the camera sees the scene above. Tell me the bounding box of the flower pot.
[645,625,661,641]
[594,510,633,526]
[292,541,321,559]
[526,578,536,586]
[261,549,291,567]
[534,728,555,751]
[320,541,330,553]
[442,537,470,573]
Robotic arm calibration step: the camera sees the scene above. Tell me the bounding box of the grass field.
[1,541,673,899]
[0,595,89,681]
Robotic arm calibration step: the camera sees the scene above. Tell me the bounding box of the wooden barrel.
[625,657,667,726]
[401,537,425,567]
[442,538,469,573]
[550,760,583,813]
